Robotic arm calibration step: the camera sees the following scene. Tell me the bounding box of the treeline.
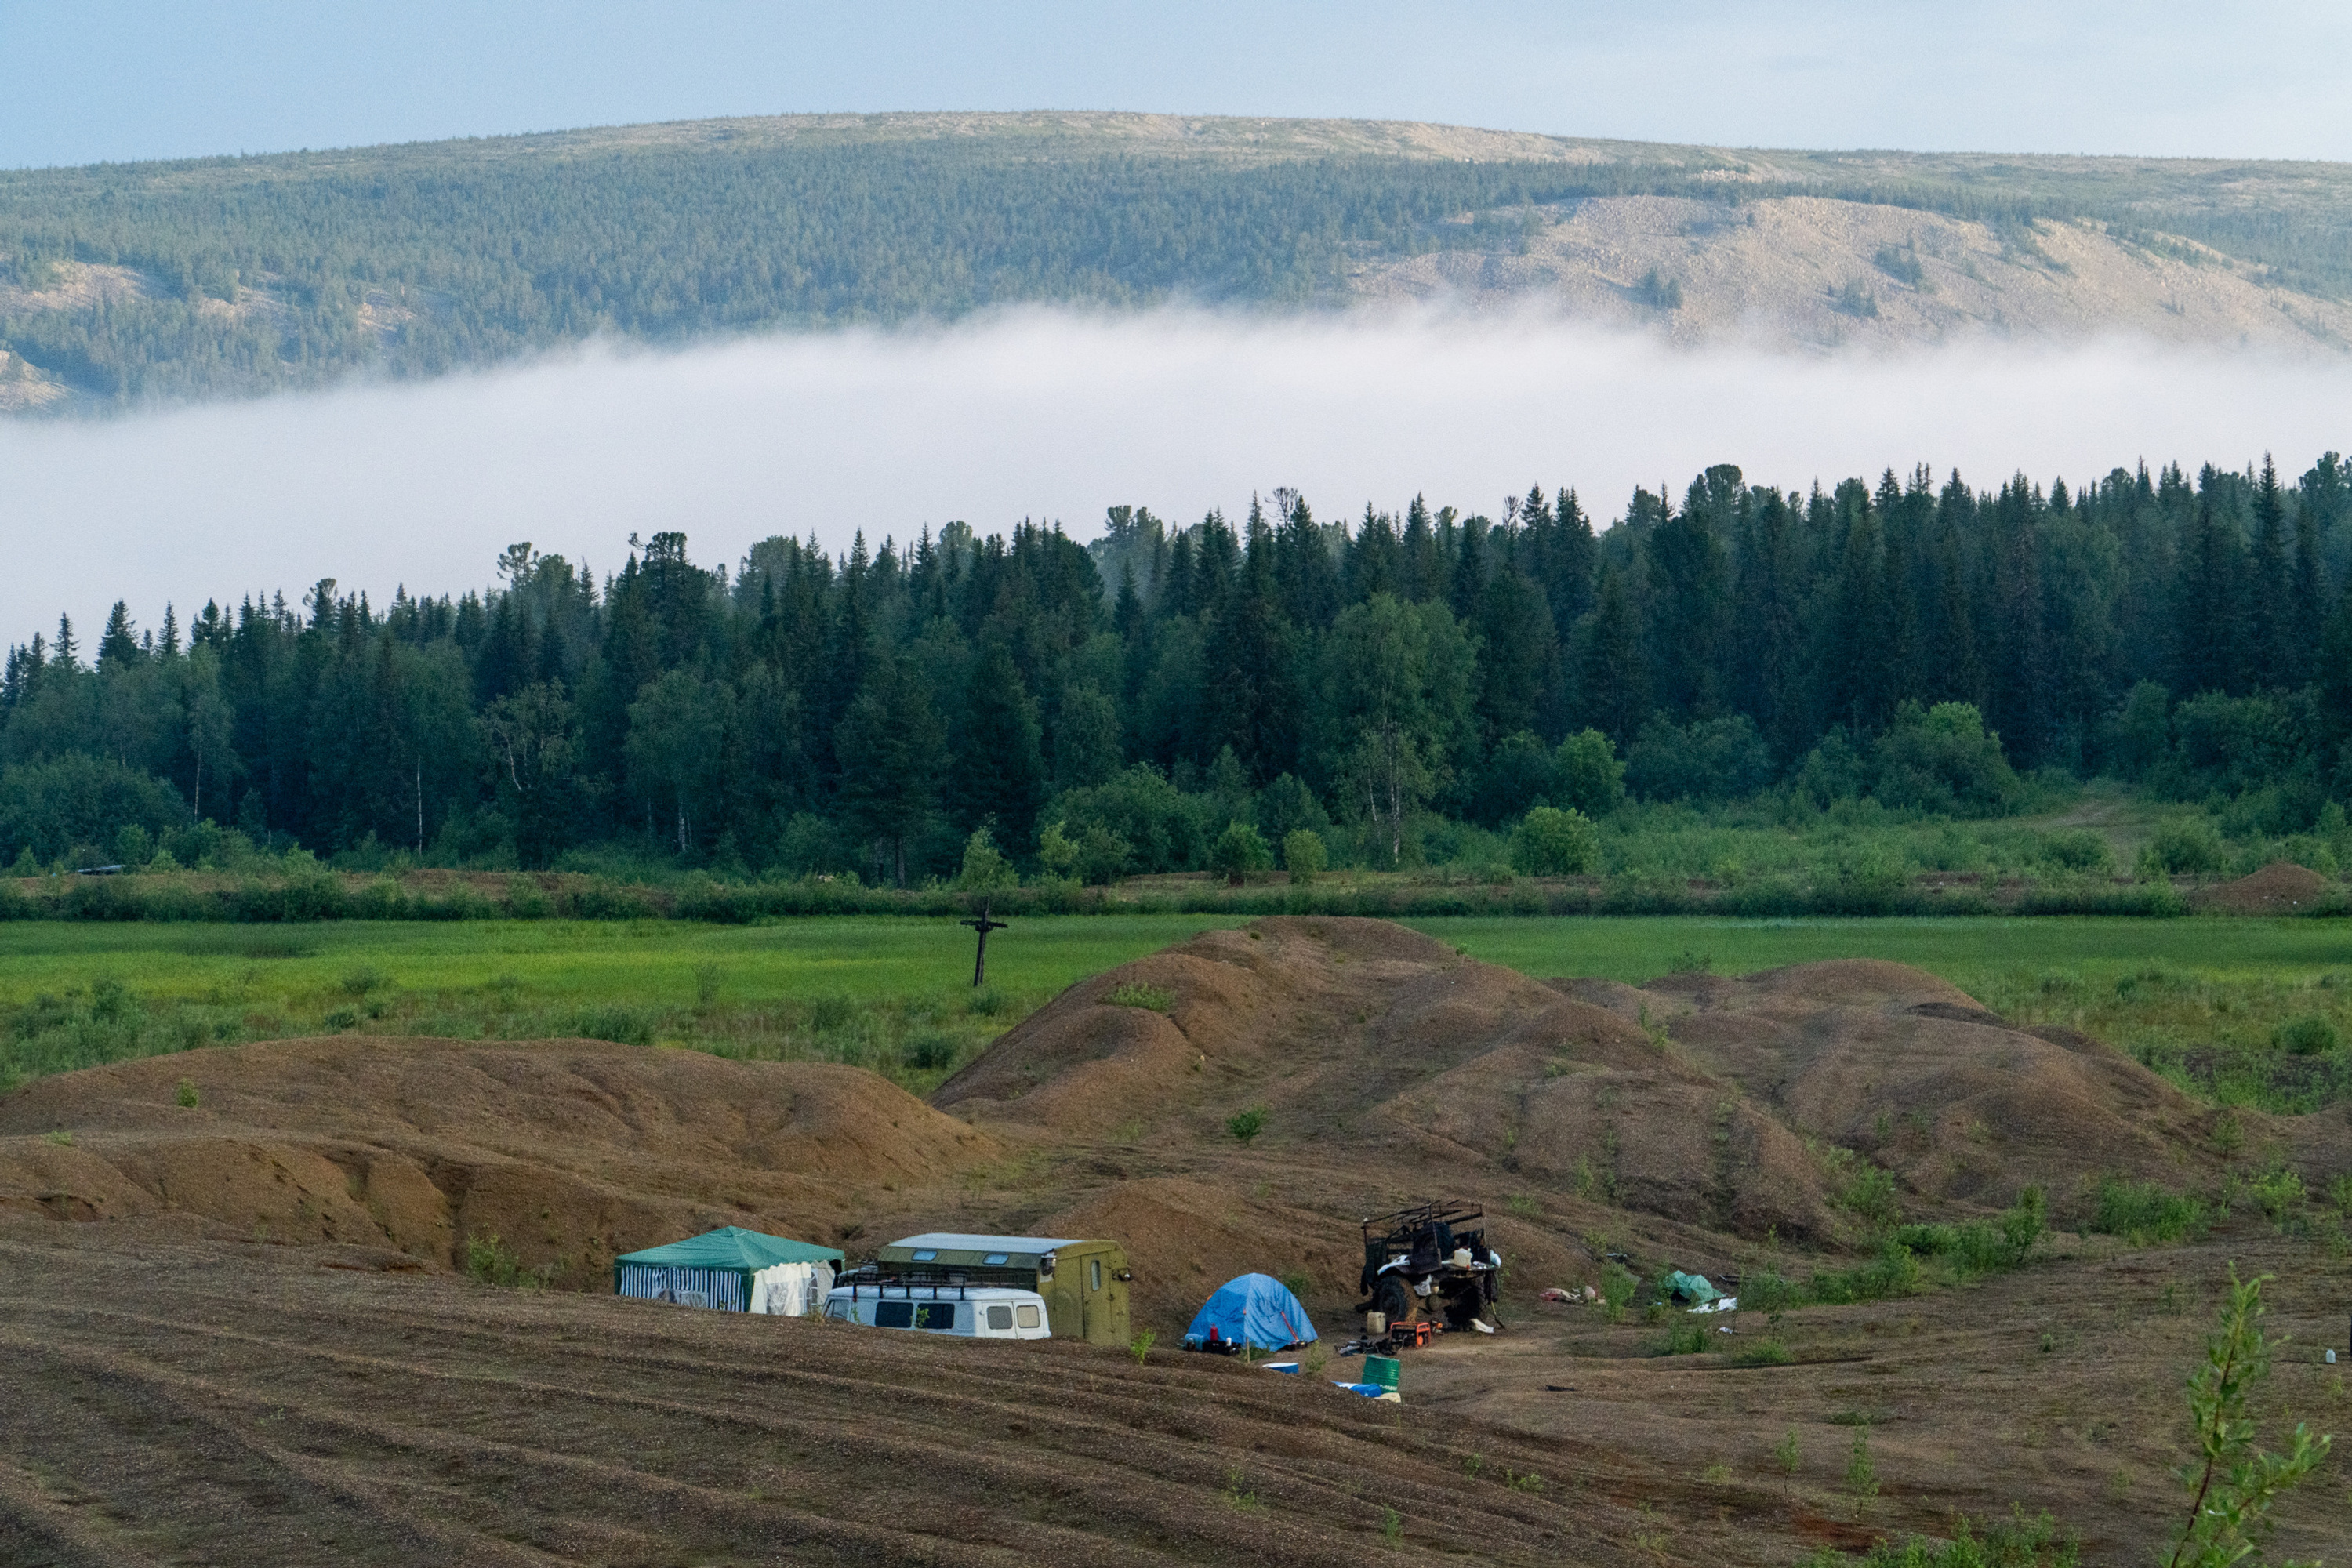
[6,449,2352,883]
[5,121,2352,403]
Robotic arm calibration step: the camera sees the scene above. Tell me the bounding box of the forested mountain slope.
[3,111,2350,412]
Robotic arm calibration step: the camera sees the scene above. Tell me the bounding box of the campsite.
[2,913,2346,1563]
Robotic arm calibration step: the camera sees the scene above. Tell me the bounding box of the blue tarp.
[1183,1273,1319,1352]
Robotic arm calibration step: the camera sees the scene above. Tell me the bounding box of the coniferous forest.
[6,452,2352,887]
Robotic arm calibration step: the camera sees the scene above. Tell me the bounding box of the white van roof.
[887,1233,1080,1252]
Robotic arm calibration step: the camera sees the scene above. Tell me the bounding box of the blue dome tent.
[1182,1273,1318,1354]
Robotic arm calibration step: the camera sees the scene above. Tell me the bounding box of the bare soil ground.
[2,916,2346,1563]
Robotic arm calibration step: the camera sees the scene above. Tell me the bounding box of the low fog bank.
[4,306,2348,643]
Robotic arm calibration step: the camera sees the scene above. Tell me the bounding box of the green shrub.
[1552,729,1627,818]
[1280,829,1327,884]
[568,1004,654,1046]
[2161,1270,2329,1568]
[1509,805,1599,876]
[1208,822,1274,886]
[1814,1508,2079,1567]
[339,964,390,997]
[2274,1014,2340,1056]
[175,1078,198,1109]
[2250,1167,2305,1226]
[1657,1316,1710,1356]
[1105,982,1173,1011]
[2090,1177,2207,1244]
[1599,1261,1639,1319]
[1836,1161,1903,1231]
[2147,816,2227,877]
[954,826,1017,893]
[1226,1105,1265,1143]
[462,1230,544,1287]
[2034,829,2113,873]
[901,1031,959,1071]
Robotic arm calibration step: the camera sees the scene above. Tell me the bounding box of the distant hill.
[5,110,2351,412]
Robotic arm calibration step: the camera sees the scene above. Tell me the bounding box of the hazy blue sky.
[3,2,2346,168]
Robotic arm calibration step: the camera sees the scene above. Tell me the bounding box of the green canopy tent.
[614,1226,844,1315]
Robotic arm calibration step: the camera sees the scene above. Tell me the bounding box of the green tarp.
[1664,1270,1722,1305]
[615,1226,843,1271]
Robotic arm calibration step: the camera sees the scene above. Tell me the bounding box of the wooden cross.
[961,897,1008,988]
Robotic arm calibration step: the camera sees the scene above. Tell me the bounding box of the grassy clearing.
[0,916,1243,1094]
[8,913,2352,1114]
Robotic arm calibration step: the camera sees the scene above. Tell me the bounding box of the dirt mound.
[0,1037,999,1277]
[2191,860,2332,913]
[943,926,2227,1245]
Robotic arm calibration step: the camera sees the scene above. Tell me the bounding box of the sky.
[3,2,2350,168]
[7,310,2349,644]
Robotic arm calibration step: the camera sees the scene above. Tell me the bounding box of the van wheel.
[1374,1277,1414,1327]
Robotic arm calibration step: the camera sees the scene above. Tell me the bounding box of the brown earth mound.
[939,917,2229,1250]
[2190,859,2332,913]
[0,1037,999,1276]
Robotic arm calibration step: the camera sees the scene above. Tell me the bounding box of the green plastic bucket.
[1363,1355,1400,1389]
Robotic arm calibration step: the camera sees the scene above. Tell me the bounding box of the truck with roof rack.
[1354,1200,1501,1337]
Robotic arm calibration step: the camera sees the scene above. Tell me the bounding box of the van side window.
[986,1305,1013,1330]
[875,1301,913,1328]
[914,1303,957,1330]
[1015,1304,1041,1329]
[1091,1260,1102,1291]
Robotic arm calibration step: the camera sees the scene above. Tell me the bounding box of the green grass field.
[4,914,2348,1111]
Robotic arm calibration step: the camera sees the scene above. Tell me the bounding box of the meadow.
[5,913,2351,1113]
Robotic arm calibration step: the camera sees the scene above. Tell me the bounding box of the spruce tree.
[950,639,1046,852]
[2248,454,2290,688]
[1575,567,1648,746]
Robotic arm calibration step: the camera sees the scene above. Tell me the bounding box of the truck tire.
[1374,1277,1415,1327]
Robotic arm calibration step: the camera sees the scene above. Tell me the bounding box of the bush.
[1281,829,1327,884]
[1871,702,2021,817]
[1553,728,1628,818]
[1105,982,1173,1011]
[0,756,188,864]
[568,1004,654,1046]
[2091,1177,2207,1243]
[2034,829,2113,873]
[1052,765,1209,874]
[1226,1105,1265,1143]
[2274,1014,2340,1056]
[955,826,1017,892]
[462,1230,546,1288]
[1207,821,1274,886]
[2147,816,2227,876]
[1509,805,1599,876]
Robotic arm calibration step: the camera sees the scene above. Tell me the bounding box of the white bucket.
[1367,1311,1388,1336]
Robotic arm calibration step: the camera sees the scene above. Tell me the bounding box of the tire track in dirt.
[0,1248,1629,1566]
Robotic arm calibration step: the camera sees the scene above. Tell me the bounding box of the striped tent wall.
[615,1263,747,1312]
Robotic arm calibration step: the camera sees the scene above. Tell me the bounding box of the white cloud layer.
[5,307,2350,647]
